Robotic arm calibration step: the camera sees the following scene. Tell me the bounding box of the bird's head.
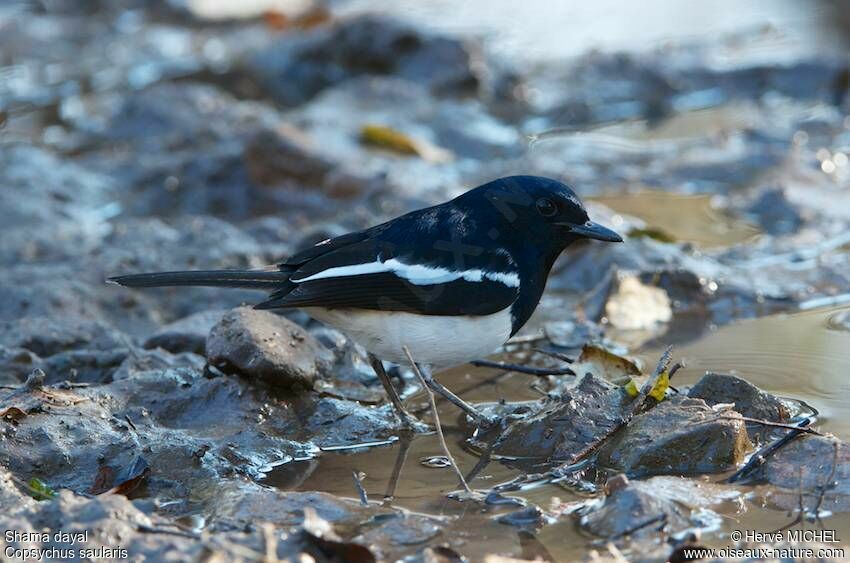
[457,175,623,248]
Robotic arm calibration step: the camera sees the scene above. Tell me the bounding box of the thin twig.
[811,440,839,527]
[727,417,812,483]
[694,413,822,436]
[668,361,685,380]
[124,415,138,433]
[403,346,472,494]
[469,359,575,376]
[352,471,369,506]
[532,348,575,363]
[608,513,667,540]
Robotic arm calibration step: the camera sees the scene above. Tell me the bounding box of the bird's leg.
[383,433,411,504]
[367,353,419,428]
[415,363,498,428]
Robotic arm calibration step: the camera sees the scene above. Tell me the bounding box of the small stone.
[206,307,333,389]
[598,396,752,477]
[688,372,789,423]
[580,480,690,539]
[493,374,626,461]
[604,274,672,330]
[604,473,630,494]
[763,435,850,511]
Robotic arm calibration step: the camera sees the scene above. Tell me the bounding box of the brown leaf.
[0,406,28,422]
[575,344,641,382]
[89,465,116,495]
[104,456,150,496]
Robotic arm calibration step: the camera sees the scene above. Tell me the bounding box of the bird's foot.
[398,412,430,434]
[467,409,502,430]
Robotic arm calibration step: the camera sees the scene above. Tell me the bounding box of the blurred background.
[2,0,849,349]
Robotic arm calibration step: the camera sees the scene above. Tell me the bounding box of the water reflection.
[264,306,850,558]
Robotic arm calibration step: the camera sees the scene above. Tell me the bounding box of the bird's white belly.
[302,307,513,368]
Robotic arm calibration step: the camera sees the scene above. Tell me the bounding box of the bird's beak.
[559,220,623,242]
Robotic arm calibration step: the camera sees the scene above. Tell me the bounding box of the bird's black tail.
[108,269,290,289]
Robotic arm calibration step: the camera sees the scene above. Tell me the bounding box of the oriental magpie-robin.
[110,175,622,428]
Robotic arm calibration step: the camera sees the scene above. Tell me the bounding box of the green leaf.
[28,477,57,501]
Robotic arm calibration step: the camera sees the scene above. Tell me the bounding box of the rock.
[246,15,482,107]
[604,274,672,330]
[762,435,850,512]
[144,309,227,354]
[111,347,206,380]
[354,513,442,547]
[244,125,365,198]
[0,317,130,384]
[493,374,627,462]
[0,347,41,386]
[580,479,691,539]
[598,396,752,477]
[0,486,317,561]
[213,484,382,527]
[206,307,333,389]
[688,372,790,423]
[746,187,804,235]
[0,317,127,358]
[40,349,129,384]
[301,397,399,444]
[495,505,547,529]
[72,83,309,220]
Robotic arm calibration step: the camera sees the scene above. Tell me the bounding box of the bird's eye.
[535,198,557,217]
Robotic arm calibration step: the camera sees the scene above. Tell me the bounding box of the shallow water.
[640,306,850,439]
[264,306,850,558]
[591,191,760,248]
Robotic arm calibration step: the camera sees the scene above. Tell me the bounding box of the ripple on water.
[828,308,850,332]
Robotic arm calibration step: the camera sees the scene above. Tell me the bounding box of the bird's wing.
[256,236,520,316]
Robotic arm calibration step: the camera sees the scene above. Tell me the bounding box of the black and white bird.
[110,175,622,427]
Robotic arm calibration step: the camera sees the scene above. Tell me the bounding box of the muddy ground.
[2,1,850,561]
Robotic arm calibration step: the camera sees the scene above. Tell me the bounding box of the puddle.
[591,191,760,247]
[264,306,850,558]
[640,305,850,439]
[267,364,574,560]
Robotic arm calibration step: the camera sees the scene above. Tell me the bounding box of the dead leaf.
[0,371,89,424]
[0,406,27,423]
[359,124,452,162]
[89,466,116,495]
[574,345,641,383]
[103,456,150,496]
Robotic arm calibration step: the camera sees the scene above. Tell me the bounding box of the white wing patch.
[291,257,520,288]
